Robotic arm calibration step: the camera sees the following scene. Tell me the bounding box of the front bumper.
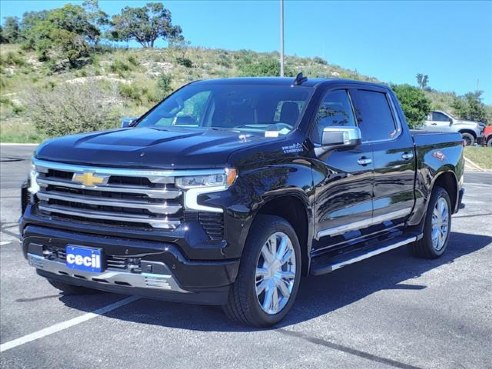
[29,254,230,305]
[22,224,240,305]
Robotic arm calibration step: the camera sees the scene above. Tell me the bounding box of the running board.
[310,236,418,276]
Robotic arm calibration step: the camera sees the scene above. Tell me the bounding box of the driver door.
[312,89,374,253]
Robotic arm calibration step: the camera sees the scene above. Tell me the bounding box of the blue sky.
[1,0,491,103]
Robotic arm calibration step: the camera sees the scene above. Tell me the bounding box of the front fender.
[198,163,314,259]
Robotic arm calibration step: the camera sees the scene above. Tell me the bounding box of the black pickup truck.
[20,76,464,327]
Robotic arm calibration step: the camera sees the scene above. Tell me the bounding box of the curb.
[464,156,485,172]
[0,143,39,146]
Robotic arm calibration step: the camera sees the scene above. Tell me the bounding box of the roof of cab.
[191,77,387,89]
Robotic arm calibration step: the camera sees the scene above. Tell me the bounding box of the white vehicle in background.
[423,110,485,146]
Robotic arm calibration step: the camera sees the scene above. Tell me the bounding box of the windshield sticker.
[282,143,303,154]
[265,131,279,138]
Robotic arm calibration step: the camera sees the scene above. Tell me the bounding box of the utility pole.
[280,0,285,77]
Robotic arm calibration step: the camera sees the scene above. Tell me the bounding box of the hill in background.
[1,43,491,143]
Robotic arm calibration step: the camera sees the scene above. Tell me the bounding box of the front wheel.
[224,215,302,327]
[410,186,452,258]
[487,137,492,147]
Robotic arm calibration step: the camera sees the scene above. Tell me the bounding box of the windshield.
[137,83,313,137]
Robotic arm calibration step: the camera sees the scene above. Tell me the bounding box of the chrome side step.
[310,236,418,276]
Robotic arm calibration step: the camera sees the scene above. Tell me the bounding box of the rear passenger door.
[350,88,415,231]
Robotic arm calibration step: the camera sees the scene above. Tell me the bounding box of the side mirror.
[321,126,362,147]
[121,117,138,128]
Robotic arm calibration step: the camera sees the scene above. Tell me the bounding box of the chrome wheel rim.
[431,197,449,251]
[255,232,296,315]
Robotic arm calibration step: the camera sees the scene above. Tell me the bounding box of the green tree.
[2,16,21,43]
[82,0,109,45]
[391,84,431,128]
[416,73,429,90]
[109,3,182,48]
[451,91,488,123]
[0,25,5,43]
[21,4,101,66]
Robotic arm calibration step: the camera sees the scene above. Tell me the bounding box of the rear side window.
[350,90,398,142]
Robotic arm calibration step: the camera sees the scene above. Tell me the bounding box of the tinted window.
[432,112,450,122]
[351,90,397,141]
[312,90,356,143]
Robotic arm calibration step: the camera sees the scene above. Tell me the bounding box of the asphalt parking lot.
[1,144,491,369]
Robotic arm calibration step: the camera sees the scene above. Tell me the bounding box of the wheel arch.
[431,170,458,212]
[458,129,477,139]
[255,194,311,276]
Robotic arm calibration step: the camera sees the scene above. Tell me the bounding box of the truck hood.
[35,127,274,169]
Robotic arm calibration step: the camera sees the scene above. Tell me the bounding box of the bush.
[176,57,193,68]
[109,59,134,74]
[238,58,295,77]
[118,83,144,103]
[391,84,431,128]
[0,51,27,67]
[127,55,139,66]
[26,82,119,137]
[157,74,173,96]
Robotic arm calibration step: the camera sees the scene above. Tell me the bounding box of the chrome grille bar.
[37,191,182,215]
[39,204,180,229]
[37,178,182,199]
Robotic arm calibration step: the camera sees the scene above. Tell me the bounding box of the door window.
[350,90,398,142]
[432,112,450,122]
[312,90,356,144]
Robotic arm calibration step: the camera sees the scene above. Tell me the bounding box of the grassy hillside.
[1,44,490,143]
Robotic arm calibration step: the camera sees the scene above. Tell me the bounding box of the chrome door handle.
[401,152,414,160]
[357,157,372,166]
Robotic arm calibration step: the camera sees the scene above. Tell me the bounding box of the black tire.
[48,279,101,295]
[223,215,302,327]
[487,137,492,147]
[461,132,475,146]
[410,186,452,259]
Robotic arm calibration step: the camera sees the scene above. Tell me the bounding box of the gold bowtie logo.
[72,172,107,187]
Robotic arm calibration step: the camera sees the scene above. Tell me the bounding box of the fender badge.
[432,151,445,161]
[282,143,303,154]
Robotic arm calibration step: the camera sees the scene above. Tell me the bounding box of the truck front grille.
[34,160,184,230]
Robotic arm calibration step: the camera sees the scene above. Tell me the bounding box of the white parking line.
[0,296,140,353]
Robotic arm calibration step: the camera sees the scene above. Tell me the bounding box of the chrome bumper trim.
[28,254,188,293]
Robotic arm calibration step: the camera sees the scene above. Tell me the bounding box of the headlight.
[28,165,40,195]
[176,168,237,189]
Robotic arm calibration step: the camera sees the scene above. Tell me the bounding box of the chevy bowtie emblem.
[72,172,108,187]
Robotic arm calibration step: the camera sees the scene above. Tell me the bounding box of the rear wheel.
[48,279,101,295]
[487,137,492,147]
[461,132,475,146]
[410,186,451,258]
[224,215,301,327]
